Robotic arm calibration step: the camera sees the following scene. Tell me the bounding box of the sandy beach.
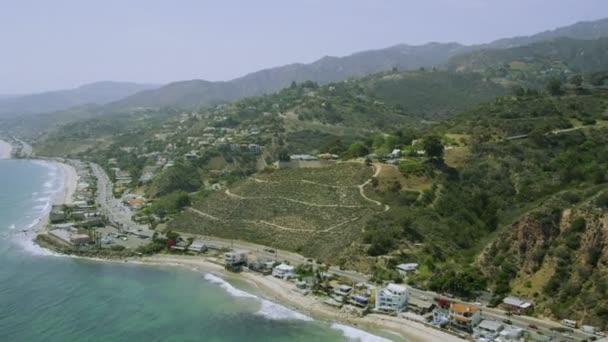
[132,255,465,342]
[0,139,12,159]
[54,161,78,205]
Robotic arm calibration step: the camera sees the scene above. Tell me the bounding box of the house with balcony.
[375,284,408,313]
[449,303,481,332]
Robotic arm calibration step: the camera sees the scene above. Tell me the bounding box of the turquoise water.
[0,160,395,342]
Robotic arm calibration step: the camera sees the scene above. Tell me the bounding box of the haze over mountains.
[109,17,608,111]
[0,82,158,117]
[2,17,608,117]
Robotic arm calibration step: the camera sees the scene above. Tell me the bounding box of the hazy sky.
[1,0,607,94]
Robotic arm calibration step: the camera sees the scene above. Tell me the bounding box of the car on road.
[528,324,538,330]
[502,319,513,325]
[263,248,275,253]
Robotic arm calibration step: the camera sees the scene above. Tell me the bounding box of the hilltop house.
[272,263,296,279]
[248,144,261,154]
[375,284,408,313]
[449,303,481,332]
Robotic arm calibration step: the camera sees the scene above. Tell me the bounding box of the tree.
[422,135,444,159]
[278,149,291,162]
[545,77,563,96]
[569,75,583,88]
[511,85,525,97]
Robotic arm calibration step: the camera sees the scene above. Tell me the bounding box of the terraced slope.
[169,163,386,261]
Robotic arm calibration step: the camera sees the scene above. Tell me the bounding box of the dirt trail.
[225,189,364,208]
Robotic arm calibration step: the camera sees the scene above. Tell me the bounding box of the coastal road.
[180,234,597,340]
[90,163,152,236]
[406,287,592,341]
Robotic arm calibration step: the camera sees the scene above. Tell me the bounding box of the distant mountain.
[0,81,160,117]
[485,17,608,49]
[108,42,467,110]
[446,37,608,74]
[109,17,608,111]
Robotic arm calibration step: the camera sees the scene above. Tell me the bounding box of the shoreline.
[34,243,464,342]
[136,255,465,342]
[26,157,463,342]
[0,139,12,159]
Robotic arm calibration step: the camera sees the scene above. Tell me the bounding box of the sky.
[0,0,607,94]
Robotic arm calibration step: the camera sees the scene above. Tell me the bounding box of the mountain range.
[110,17,608,111]
[0,81,158,117]
[2,17,608,119]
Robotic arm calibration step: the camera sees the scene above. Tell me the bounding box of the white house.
[188,240,207,253]
[375,284,408,312]
[272,263,296,279]
[224,250,248,266]
[473,320,504,340]
[390,149,401,158]
[396,263,419,276]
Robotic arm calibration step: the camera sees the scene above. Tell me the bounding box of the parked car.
[528,324,538,330]
[502,319,513,325]
[263,248,275,253]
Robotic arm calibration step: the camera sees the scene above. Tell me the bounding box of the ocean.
[0,159,395,342]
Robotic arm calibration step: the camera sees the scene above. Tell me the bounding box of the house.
[498,326,524,341]
[290,154,318,161]
[188,240,207,253]
[407,296,435,315]
[396,263,418,276]
[375,284,408,313]
[473,320,504,340]
[184,151,197,160]
[501,296,533,314]
[334,285,353,296]
[248,144,261,154]
[50,205,67,223]
[272,263,296,279]
[224,250,248,266]
[170,240,189,251]
[449,303,481,332]
[390,149,401,158]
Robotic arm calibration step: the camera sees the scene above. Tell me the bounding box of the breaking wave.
[331,324,393,342]
[202,273,312,321]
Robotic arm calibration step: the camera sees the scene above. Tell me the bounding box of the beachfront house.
[473,320,504,340]
[375,284,408,313]
[396,263,418,276]
[188,240,207,253]
[272,263,295,279]
[449,303,481,332]
[224,250,248,266]
[501,296,533,314]
[50,205,67,223]
[407,296,435,315]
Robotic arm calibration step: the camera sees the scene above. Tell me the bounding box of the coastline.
[0,139,12,159]
[135,255,465,342]
[35,248,464,342]
[27,158,463,342]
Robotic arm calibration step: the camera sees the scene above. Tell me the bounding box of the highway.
[90,162,153,236]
